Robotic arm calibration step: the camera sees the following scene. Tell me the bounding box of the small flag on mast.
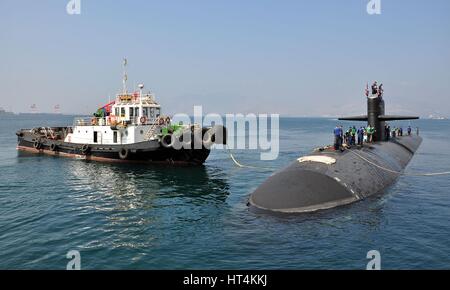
[123,58,128,67]
[365,83,369,97]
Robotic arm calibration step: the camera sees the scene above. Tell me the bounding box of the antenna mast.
[122,58,128,94]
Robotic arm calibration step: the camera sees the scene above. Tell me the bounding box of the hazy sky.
[1,0,449,116]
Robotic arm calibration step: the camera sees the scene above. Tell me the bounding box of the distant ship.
[428,114,448,120]
[0,107,14,116]
[16,61,226,165]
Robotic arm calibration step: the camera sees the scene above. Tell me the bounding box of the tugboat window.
[120,107,125,118]
[113,131,117,143]
[129,107,134,118]
[155,108,160,117]
[150,108,155,118]
[143,107,149,118]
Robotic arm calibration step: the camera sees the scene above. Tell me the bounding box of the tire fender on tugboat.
[81,144,90,154]
[161,134,173,148]
[33,140,42,150]
[50,143,58,151]
[203,125,227,149]
[119,148,129,160]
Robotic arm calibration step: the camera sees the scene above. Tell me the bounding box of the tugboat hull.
[16,127,222,165]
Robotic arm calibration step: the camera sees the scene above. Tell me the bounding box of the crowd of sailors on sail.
[332,81,415,151]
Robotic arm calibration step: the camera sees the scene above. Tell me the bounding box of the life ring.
[165,117,171,124]
[118,148,129,160]
[33,140,42,150]
[81,144,90,154]
[140,116,147,125]
[158,118,165,125]
[50,143,57,151]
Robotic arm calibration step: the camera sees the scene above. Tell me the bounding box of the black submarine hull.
[249,135,422,214]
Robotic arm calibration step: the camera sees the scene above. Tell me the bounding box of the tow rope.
[350,150,450,177]
[226,146,450,176]
[226,146,275,171]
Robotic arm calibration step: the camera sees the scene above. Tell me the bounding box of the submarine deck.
[249,135,423,214]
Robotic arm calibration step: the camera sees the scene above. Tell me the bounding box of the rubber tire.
[50,143,57,151]
[161,135,173,148]
[33,140,42,150]
[81,144,90,154]
[119,148,129,160]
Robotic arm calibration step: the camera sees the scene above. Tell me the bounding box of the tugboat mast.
[122,58,128,94]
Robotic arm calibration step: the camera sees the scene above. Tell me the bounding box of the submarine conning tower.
[248,90,422,214]
[339,93,419,141]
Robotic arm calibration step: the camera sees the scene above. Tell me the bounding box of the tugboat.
[16,61,226,165]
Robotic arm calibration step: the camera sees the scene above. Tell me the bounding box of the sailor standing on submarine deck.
[334,125,343,150]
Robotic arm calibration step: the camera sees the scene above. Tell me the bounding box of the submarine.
[248,88,422,214]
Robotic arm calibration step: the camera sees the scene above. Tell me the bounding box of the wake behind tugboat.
[16,61,226,165]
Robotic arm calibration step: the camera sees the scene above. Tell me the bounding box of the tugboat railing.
[73,116,160,127]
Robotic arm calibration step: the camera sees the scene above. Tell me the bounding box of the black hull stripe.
[17,141,210,165]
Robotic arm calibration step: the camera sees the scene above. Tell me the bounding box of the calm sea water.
[0,115,449,269]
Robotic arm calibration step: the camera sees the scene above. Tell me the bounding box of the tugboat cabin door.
[93,131,98,143]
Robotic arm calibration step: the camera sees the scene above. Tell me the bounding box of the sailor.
[333,125,341,150]
[357,127,364,146]
[371,81,378,95]
[399,127,403,136]
[408,126,412,136]
[378,83,384,97]
[351,126,357,145]
[345,127,352,145]
[366,125,375,143]
[385,125,391,141]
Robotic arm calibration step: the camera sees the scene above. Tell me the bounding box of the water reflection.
[59,160,231,251]
[66,160,231,209]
